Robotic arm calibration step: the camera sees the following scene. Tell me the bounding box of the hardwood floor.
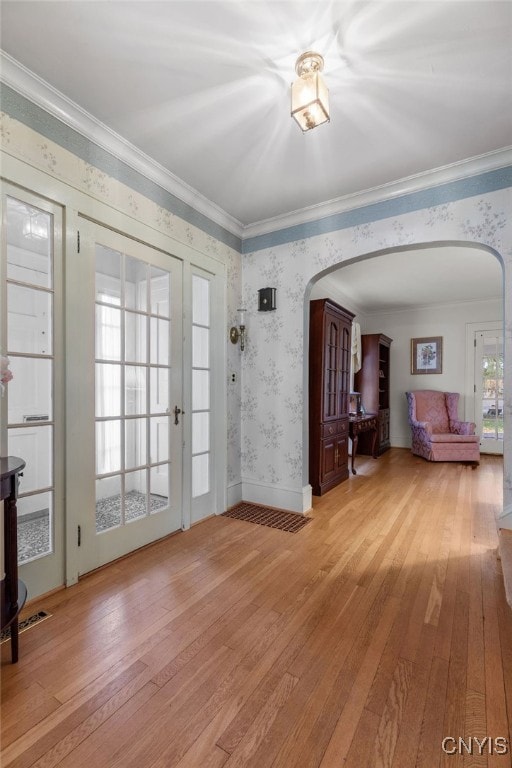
[1,449,510,768]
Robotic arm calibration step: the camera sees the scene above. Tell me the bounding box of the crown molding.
[0,51,244,239]
[243,147,512,240]
[310,274,364,317]
[2,51,511,246]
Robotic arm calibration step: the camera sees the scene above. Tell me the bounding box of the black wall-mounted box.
[258,287,276,311]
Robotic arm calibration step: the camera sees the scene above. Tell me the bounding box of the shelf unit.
[354,334,392,456]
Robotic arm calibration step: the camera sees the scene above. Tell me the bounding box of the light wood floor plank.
[1,450,509,768]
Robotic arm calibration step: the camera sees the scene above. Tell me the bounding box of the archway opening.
[303,241,504,492]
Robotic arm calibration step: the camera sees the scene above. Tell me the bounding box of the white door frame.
[68,219,184,575]
[465,320,503,455]
[0,182,65,597]
[2,154,228,593]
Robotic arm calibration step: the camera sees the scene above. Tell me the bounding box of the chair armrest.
[450,420,475,436]
[410,419,432,436]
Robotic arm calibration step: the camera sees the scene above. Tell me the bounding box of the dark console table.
[349,415,378,475]
[1,456,27,663]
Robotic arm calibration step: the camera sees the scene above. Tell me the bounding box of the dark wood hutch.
[309,299,354,495]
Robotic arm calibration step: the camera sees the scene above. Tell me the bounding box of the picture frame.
[411,336,443,375]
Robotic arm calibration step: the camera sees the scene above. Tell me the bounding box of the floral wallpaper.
[1,107,511,521]
[242,189,511,514]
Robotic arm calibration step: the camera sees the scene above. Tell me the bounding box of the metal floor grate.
[0,610,52,644]
[222,502,311,533]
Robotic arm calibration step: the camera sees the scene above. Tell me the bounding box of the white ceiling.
[0,1,509,311]
[1,0,511,229]
[314,245,503,313]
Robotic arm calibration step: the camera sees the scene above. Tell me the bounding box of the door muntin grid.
[192,274,211,498]
[480,334,504,442]
[95,245,171,532]
[5,196,55,564]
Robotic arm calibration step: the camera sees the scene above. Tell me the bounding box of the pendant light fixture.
[291,51,330,132]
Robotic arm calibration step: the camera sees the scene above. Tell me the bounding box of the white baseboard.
[497,504,512,530]
[241,479,312,514]
[390,436,411,449]
[226,482,243,510]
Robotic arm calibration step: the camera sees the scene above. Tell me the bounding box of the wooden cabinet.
[309,299,354,495]
[354,334,392,456]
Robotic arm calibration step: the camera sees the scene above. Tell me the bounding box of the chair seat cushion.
[430,433,480,444]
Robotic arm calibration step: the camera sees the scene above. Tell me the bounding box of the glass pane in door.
[5,196,54,564]
[17,492,53,562]
[7,356,52,424]
[191,274,211,501]
[481,335,504,441]
[95,244,171,532]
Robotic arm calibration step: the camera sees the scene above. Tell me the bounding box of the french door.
[68,221,183,575]
[1,185,64,597]
[474,328,504,455]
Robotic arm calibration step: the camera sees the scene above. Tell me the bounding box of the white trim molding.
[497,504,512,530]
[242,479,312,515]
[227,482,243,510]
[3,50,511,245]
[0,51,244,239]
[243,147,512,240]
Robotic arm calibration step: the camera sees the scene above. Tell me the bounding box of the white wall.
[360,298,503,448]
[242,188,510,517]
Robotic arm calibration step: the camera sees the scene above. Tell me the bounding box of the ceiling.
[314,245,503,313]
[1,0,511,229]
[0,1,508,312]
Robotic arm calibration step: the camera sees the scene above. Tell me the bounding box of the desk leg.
[352,434,358,475]
[4,486,21,663]
[371,427,377,459]
[10,616,19,664]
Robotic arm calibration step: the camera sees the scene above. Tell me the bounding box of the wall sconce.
[230,308,246,351]
[258,287,276,311]
[291,51,330,132]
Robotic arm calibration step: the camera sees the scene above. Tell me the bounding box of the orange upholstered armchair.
[405,390,480,466]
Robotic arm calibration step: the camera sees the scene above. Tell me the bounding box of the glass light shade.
[291,71,329,132]
[23,212,49,240]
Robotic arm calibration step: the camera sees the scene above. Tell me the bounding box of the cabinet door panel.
[336,435,348,470]
[380,418,389,444]
[321,437,336,480]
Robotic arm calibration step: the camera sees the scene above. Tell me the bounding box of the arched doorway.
[304,241,504,491]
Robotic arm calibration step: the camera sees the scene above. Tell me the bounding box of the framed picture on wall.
[411,336,443,374]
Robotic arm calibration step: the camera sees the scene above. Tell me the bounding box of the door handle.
[173,406,184,425]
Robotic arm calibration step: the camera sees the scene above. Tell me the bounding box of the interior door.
[1,186,64,598]
[68,220,183,575]
[474,329,503,455]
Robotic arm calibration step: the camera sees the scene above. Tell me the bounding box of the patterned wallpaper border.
[3,81,509,259]
[243,166,512,253]
[0,82,242,254]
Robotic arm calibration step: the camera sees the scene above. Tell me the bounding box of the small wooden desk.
[1,456,27,663]
[348,415,378,475]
